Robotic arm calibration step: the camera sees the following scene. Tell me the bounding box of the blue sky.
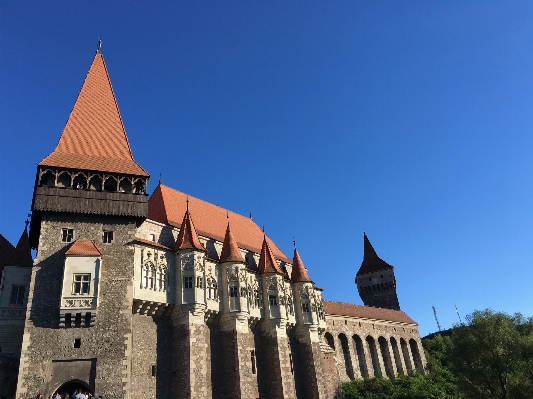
[1,1,533,336]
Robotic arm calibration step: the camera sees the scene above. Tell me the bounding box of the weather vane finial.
[293,237,296,249]
[96,37,102,54]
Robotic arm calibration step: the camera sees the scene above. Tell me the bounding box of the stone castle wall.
[16,214,138,398]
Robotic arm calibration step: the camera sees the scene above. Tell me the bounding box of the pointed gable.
[220,222,244,263]
[7,230,33,268]
[291,248,312,283]
[148,184,290,263]
[39,53,148,176]
[258,236,284,275]
[0,234,15,272]
[357,233,394,276]
[65,240,102,256]
[174,210,206,252]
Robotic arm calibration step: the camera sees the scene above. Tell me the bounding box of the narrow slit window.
[251,350,256,374]
[74,338,81,348]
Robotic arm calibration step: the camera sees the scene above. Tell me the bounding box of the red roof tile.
[134,238,172,251]
[39,53,148,177]
[291,248,312,283]
[323,300,416,324]
[357,233,394,275]
[258,236,284,275]
[7,230,33,268]
[220,222,244,263]
[65,240,103,256]
[148,184,291,263]
[174,210,207,252]
[0,234,15,272]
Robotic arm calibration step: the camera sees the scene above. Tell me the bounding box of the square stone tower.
[18,48,150,397]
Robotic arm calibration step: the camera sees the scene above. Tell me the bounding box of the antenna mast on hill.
[432,305,441,331]
[455,305,463,324]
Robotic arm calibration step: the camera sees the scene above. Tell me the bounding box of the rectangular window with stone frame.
[72,274,90,295]
[183,276,193,289]
[10,285,25,305]
[61,228,74,242]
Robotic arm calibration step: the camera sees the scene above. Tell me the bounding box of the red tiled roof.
[220,222,244,263]
[174,210,207,252]
[39,53,148,177]
[7,230,33,268]
[0,234,15,272]
[65,240,103,256]
[357,233,394,275]
[291,248,312,283]
[134,238,172,251]
[148,184,291,263]
[323,300,416,324]
[258,237,284,275]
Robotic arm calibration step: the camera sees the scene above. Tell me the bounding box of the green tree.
[448,309,533,399]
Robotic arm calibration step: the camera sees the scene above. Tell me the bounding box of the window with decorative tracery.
[156,268,166,291]
[207,278,217,299]
[254,287,262,308]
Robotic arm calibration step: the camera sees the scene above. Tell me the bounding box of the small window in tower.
[196,276,203,289]
[103,230,114,244]
[183,276,193,289]
[73,274,90,295]
[368,278,371,281]
[381,275,383,278]
[149,233,155,242]
[302,303,310,313]
[74,338,81,348]
[151,365,157,377]
[230,286,238,298]
[289,353,294,374]
[269,295,277,306]
[9,285,25,305]
[61,228,74,242]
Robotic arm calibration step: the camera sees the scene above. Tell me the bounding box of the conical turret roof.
[174,210,206,252]
[356,233,394,276]
[7,230,33,268]
[220,222,244,263]
[258,236,284,275]
[291,248,313,283]
[39,52,148,176]
[0,234,15,272]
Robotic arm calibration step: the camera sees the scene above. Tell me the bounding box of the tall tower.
[18,48,149,398]
[355,234,400,310]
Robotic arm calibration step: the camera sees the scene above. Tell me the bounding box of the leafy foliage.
[342,309,533,399]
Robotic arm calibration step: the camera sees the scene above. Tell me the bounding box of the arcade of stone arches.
[324,331,424,380]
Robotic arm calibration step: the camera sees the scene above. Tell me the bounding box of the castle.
[0,49,426,399]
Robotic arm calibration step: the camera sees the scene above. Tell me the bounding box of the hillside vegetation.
[343,309,533,399]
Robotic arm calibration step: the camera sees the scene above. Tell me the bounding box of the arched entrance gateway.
[55,380,92,397]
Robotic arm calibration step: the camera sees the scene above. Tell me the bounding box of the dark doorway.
[55,381,91,397]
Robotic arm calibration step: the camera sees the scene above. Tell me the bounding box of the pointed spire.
[174,209,206,252]
[357,233,393,275]
[291,247,313,283]
[39,52,148,176]
[220,221,244,263]
[7,229,33,268]
[258,236,284,275]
